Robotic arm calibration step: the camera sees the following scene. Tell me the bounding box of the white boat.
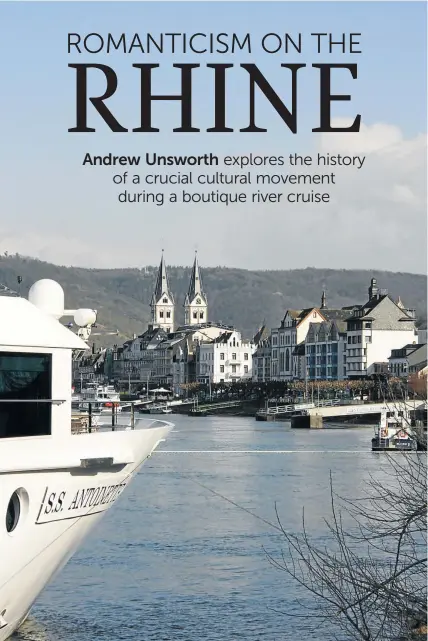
[0,279,173,640]
[80,383,120,404]
[161,407,173,414]
[73,383,122,414]
[371,409,417,451]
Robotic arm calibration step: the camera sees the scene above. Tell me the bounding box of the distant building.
[346,279,417,378]
[388,344,421,378]
[271,306,326,380]
[112,326,167,384]
[166,323,231,392]
[408,343,427,375]
[305,303,350,381]
[197,329,255,384]
[72,346,112,387]
[389,343,427,378]
[252,325,271,382]
[292,343,306,380]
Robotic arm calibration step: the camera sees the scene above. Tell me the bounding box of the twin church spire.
[150,252,208,332]
[184,252,208,325]
[150,252,175,332]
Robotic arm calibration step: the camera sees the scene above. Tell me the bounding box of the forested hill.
[0,255,426,344]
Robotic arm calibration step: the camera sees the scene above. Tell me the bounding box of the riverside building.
[196,330,256,384]
[345,279,417,378]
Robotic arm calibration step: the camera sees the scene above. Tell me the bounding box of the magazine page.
[0,2,426,641]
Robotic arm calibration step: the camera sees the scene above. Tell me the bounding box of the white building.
[346,278,417,378]
[171,323,235,393]
[197,330,255,383]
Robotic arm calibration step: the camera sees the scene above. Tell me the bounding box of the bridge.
[256,399,340,420]
[307,402,408,418]
[256,400,426,426]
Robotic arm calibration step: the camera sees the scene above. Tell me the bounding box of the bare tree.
[267,441,427,641]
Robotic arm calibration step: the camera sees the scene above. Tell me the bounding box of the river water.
[17,416,381,641]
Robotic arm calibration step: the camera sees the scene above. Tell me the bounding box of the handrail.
[72,400,137,433]
[0,399,66,404]
[257,398,343,416]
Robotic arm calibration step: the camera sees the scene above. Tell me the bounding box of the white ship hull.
[0,422,171,640]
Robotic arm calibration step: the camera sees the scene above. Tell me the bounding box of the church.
[111,252,257,391]
[150,251,209,332]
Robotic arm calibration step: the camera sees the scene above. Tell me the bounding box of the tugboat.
[371,410,417,451]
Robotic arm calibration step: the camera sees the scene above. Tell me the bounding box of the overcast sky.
[0,1,426,273]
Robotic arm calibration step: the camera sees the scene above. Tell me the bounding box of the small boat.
[161,407,172,414]
[371,410,417,451]
[187,398,208,416]
[77,384,122,413]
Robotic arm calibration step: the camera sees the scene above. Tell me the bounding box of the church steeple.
[184,252,208,325]
[321,290,327,309]
[151,251,175,332]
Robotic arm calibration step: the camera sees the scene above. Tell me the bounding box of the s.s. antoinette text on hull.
[35,481,128,524]
[67,32,363,135]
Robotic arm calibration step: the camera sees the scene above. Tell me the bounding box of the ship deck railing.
[0,398,152,435]
[71,401,140,434]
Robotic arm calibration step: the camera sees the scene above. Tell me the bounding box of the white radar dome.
[28,279,65,319]
[74,308,97,327]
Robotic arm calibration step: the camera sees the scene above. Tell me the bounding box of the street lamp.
[305,364,309,400]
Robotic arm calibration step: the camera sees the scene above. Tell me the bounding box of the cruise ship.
[0,279,172,640]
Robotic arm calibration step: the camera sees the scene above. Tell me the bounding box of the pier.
[188,400,244,416]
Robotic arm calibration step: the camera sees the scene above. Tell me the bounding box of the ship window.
[6,491,21,532]
[0,352,52,438]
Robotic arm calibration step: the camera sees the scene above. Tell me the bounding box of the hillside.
[0,254,426,345]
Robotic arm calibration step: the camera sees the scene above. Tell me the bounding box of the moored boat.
[75,383,122,413]
[371,410,417,451]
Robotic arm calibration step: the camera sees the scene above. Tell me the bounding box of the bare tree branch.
[268,432,427,641]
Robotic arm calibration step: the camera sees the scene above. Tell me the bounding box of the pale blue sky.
[0,2,426,271]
